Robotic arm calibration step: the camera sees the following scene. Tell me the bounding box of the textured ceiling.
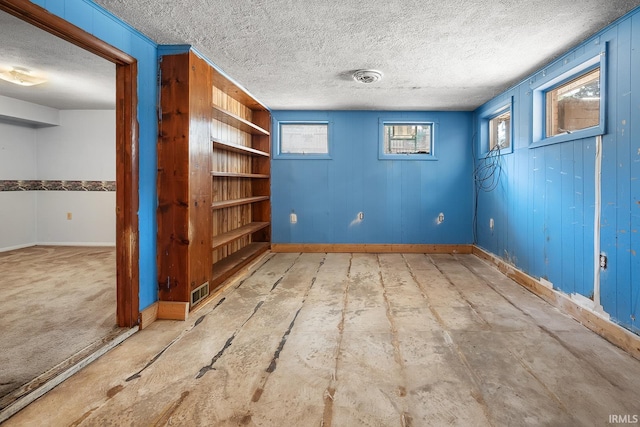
[0,10,114,110]
[95,0,640,110]
[1,1,640,111]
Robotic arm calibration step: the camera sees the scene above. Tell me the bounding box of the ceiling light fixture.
[352,69,383,84]
[0,67,47,86]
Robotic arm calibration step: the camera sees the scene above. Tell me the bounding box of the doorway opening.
[0,0,139,416]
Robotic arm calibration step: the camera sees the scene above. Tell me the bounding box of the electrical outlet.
[599,253,607,270]
[67,212,72,220]
[358,212,364,221]
[489,218,494,230]
[437,212,444,224]
[290,212,297,224]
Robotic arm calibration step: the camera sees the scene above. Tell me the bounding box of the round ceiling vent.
[352,69,383,84]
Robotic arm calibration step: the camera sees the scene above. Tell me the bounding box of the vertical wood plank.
[157,53,191,303]
[560,142,576,294]
[572,141,586,296]
[600,30,620,318]
[544,143,562,285]
[187,51,213,293]
[629,12,640,333]
[116,60,139,326]
[157,52,215,303]
[614,19,633,322]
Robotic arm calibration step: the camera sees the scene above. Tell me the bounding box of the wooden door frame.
[0,0,140,327]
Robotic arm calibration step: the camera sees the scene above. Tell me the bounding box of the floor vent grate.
[191,282,210,307]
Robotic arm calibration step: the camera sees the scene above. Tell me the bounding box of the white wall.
[0,121,38,179]
[36,191,115,245]
[37,110,116,245]
[37,110,115,180]
[36,110,116,245]
[0,95,59,127]
[0,110,116,250]
[0,121,37,249]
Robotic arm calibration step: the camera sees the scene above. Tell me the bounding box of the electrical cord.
[472,134,504,243]
[475,144,503,192]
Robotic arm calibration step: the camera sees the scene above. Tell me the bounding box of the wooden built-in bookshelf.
[211,106,270,136]
[211,81,271,290]
[211,242,270,288]
[212,138,269,157]
[211,171,269,179]
[212,222,270,250]
[212,196,270,210]
[157,48,271,311]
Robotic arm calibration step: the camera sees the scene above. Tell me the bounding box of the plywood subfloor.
[0,246,119,407]
[6,253,640,426]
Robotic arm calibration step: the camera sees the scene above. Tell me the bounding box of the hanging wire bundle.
[474,143,503,192]
[472,133,504,242]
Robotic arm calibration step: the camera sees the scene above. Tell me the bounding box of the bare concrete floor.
[6,253,640,426]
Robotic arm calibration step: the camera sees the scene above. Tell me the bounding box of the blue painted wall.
[271,111,473,245]
[474,8,640,333]
[34,0,158,310]
[35,1,639,332]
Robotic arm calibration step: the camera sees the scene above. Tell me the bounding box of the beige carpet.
[0,246,117,403]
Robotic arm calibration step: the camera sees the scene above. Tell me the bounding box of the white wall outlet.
[599,253,608,270]
[358,211,364,221]
[437,212,444,224]
[489,218,494,230]
[290,212,297,224]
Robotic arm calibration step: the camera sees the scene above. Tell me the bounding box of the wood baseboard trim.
[271,243,473,254]
[157,301,189,321]
[472,245,640,361]
[139,302,158,329]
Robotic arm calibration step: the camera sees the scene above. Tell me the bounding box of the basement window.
[276,122,330,159]
[545,67,600,137]
[489,109,511,151]
[531,43,606,148]
[476,98,513,156]
[379,121,435,160]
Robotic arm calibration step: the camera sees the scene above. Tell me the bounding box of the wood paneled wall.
[157,51,212,301]
[211,88,254,264]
